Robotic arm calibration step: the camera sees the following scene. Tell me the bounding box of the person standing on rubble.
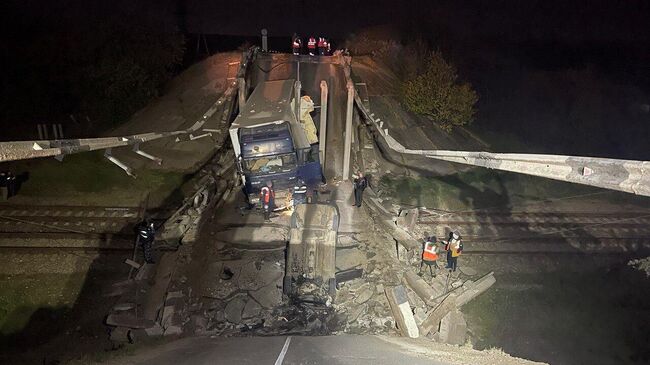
[260,181,275,222]
[317,37,325,55]
[419,236,440,277]
[307,36,317,56]
[352,172,368,207]
[445,231,463,272]
[135,219,156,264]
[0,171,8,201]
[292,33,302,55]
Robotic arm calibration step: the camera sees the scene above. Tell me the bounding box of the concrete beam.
[455,272,496,307]
[402,270,437,306]
[419,293,457,336]
[319,80,328,170]
[343,81,354,181]
[384,285,419,338]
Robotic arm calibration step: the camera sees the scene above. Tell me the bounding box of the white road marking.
[274,336,292,365]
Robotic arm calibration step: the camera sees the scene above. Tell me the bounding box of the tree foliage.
[401,53,478,131]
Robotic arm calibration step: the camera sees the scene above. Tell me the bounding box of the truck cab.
[229,79,321,207]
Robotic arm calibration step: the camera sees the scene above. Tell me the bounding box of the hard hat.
[452,231,460,240]
[266,181,273,187]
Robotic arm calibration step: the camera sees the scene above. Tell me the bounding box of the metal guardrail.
[335,53,650,198]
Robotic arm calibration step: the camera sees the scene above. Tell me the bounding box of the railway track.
[417,210,650,254]
[0,204,173,250]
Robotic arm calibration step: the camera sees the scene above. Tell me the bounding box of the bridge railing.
[334,52,650,198]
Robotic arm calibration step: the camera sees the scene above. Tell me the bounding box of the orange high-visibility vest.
[422,241,438,261]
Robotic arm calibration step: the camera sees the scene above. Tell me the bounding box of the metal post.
[261,29,268,52]
[238,77,246,111]
[57,124,64,139]
[37,124,43,140]
[319,80,328,170]
[343,81,354,181]
[52,124,58,140]
[105,148,135,177]
[294,80,302,122]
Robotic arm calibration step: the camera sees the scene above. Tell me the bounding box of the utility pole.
[261,29,268,52]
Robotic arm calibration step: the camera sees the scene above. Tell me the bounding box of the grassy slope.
[4,151,186,207]
[0,273,86,336]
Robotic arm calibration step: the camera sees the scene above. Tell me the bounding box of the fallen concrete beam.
[419,293,457,336]
[402,270,437,306]
[384,285,419,338]
[455,272,496,307]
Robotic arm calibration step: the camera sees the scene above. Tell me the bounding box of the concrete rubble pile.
[104,147,238,342]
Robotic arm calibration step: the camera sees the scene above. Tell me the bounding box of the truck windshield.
[244,153,296,174]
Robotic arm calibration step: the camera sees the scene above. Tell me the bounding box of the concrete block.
[242,299,262,319]
[163,325,183,336]
[224,296,246,323]
[439,310,467,345]
[384,285,419,338]
[144,323,164,336]
[250,284,283,309]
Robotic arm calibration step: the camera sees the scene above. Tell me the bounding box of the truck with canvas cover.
[229,79,322,208]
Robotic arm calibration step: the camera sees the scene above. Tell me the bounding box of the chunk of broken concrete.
[439,310,467,345]
[354,287,374,304]
[250,284,283,309]
[242,299,262,319]
[224,296,246,323]
[335,249,366,271]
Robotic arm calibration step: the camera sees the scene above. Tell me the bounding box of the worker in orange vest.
[307,37,316,56]
[260,181,275,222]
[420,236,440,277]
[445,231,463,272]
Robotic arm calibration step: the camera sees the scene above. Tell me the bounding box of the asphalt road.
[251,53,347,180]
[111,335,449,365]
